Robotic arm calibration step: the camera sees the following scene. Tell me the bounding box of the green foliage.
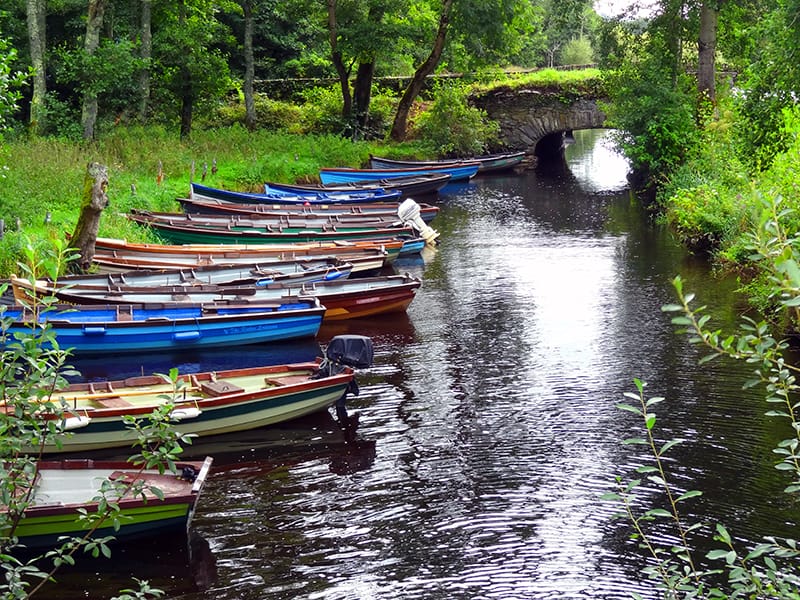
[664,185,742,254]
[559,36,594,66]
[0,38,27,135]
[608,259,800,595]
[604,59,698,183]
[216,95,305,133]
[0,239,189,598]
[734,1,800,170]
[414,84,499,158]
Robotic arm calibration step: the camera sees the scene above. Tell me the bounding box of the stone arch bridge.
[470,84,608,162]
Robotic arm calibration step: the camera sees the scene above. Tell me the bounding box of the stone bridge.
[470,84,608,161]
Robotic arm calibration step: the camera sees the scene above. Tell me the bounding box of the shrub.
[414,83,499,158]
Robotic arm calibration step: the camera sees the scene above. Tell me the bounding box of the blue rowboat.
[25,335,373,454]
[0,299,325,354]
[369,151,526,174]
[319,162,480,185]
[190,182,401,204]
[264,172,452,198]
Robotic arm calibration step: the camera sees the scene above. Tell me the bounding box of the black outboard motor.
[315,335,374,407]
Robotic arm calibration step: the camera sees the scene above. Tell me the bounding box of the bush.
[413,83,499,158]
[559,37,594,66]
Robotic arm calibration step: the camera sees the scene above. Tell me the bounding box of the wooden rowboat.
[190,182,401,204]
[319,162,480,184]
[20,335,373,453]
[0,298,326,354]
[263,172,452,198]
[369,151,526,174]
[91,236,398,272]
[126,210,419,247]
[12,274,422,321]
[2,457,213,547]
[177,196,440,223]
[10,262,352,305]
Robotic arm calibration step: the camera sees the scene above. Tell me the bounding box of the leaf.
[644,508,672,518]
[616,403,643,415]
[676,490,702,502]
[715,523,732,544]
[659,439,684,454]
[707,549,731,561]
[645,414,656,430]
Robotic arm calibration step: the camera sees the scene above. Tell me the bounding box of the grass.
[0,125,418,277]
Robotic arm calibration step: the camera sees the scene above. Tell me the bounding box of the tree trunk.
[698,2,717,105]
[243,0,256,130]
[139,0,152,121]
[389,0,454,141]
[178,0,192,139]
[353,59,375,136]
[327,0,352,119]
[81,0,107,140]
[26,0,47,135]
[69,162,109,273]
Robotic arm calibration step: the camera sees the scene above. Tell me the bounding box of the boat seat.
[264,375,310,387]
[93,396,134,409]
[200,380,244,397]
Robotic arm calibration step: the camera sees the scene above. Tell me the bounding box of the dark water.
[54,130,798,599]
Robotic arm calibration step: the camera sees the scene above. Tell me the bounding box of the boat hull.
[1,301,325,354]
[9,457,212,548]
[191,182,401,204]
[13,275,422,321]
[320,163,479,184]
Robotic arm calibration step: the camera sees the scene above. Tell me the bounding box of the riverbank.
[0,127,422,276]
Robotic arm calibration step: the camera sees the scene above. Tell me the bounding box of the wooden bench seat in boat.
[264,374,311,386]
[92,396,134,409]
[200,380,244,396]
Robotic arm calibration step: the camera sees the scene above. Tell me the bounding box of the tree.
[242,0,256,130]
[389,0,453,141]
[139,0,152,121]
[150,0,234,139]
[26,0,47,135]
[389,0,537,141]
[81,0,108,140]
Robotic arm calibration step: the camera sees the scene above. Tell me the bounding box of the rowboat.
[3,457,212,548]
[127,210,420,247]
[23,335,373,453]
[12,274,422,321]
[9,262,353,304]
[190,182,401,204]
[264,172,452,198]
[319,162,480,184]
[92,236,397,273]
[0,298,325,354]
[9,263,352,304]
[177,196,440,224]
[369,151,526,174]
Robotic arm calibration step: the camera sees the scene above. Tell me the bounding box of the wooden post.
[68,162,109,273]
[0,219,4,239]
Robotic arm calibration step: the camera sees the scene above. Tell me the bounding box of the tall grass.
[0,126,383,277]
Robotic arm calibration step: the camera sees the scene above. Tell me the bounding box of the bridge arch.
[471,87,607,161]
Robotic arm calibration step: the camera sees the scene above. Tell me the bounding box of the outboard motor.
[315,335,374,407]
[397,198,439,245]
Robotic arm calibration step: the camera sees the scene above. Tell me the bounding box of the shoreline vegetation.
[0,69,604,278]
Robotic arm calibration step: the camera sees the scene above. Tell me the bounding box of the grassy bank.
[0,126,411,276]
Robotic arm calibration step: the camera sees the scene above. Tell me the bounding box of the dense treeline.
[0,0,601,141]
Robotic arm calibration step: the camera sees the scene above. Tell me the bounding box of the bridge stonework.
[471,87,608,159]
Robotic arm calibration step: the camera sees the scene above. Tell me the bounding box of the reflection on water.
[45,130,798,600]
